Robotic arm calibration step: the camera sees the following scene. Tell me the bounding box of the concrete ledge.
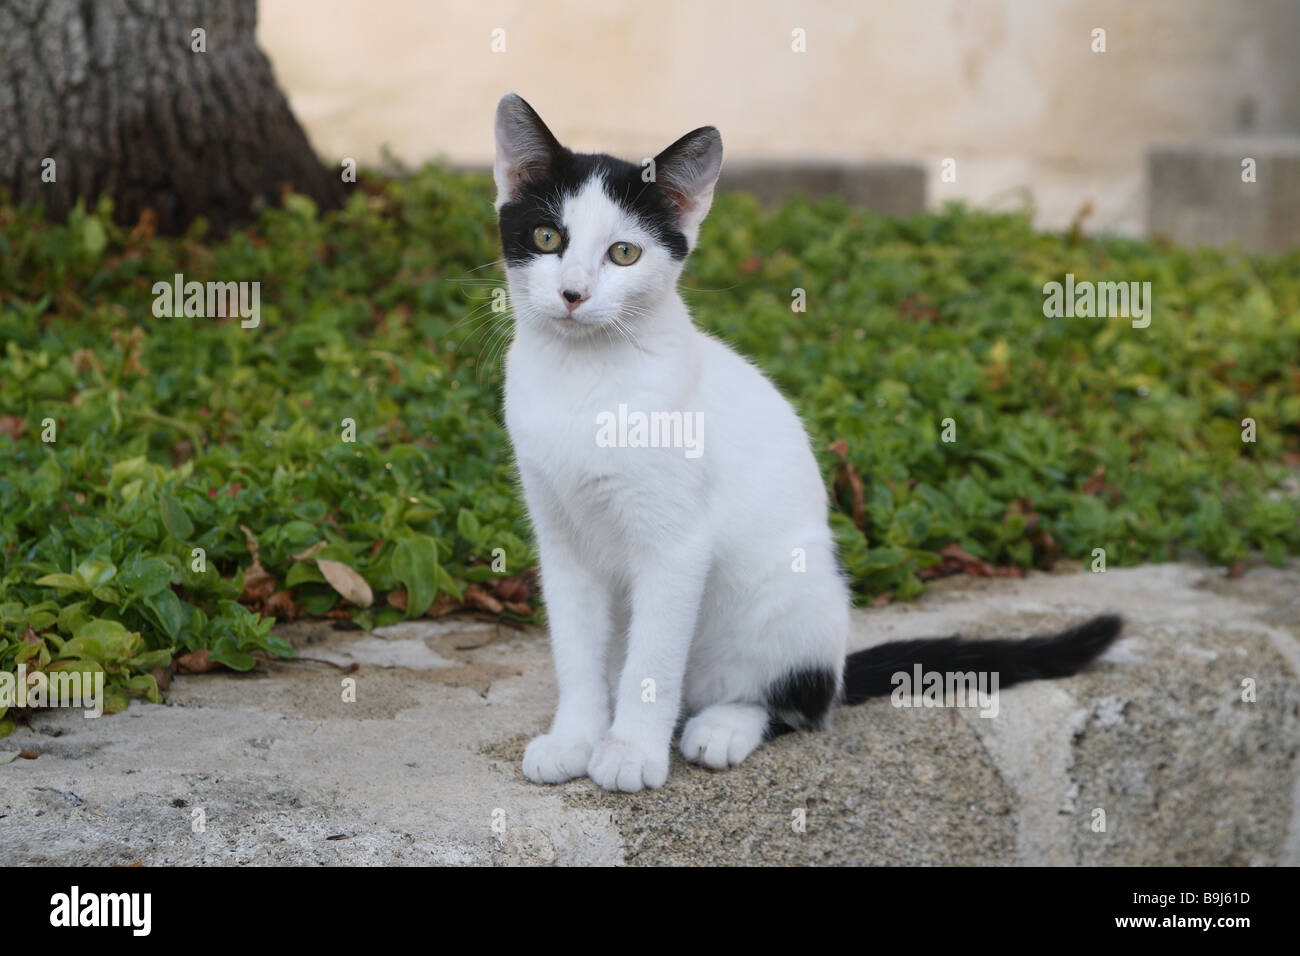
[718,160,926,215]
[1148,138,1300,254]
[2,562,1296,865]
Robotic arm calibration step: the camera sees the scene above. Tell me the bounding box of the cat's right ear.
[494,93,563,211]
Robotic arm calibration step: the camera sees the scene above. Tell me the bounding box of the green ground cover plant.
[2,167,1297,731]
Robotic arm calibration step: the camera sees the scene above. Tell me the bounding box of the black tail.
[841,614,1123,705]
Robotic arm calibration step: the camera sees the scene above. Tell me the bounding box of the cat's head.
[492,93,722,339]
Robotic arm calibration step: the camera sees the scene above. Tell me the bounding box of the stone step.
[1148,138,1300,254]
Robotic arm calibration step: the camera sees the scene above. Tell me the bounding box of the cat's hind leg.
[679,702,769,769]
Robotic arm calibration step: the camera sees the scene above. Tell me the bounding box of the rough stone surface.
[717,160,926,215]
[1148,139,1300,253]
[2,563,1297,866]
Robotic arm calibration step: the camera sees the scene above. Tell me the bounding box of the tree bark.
[0,0,343,235]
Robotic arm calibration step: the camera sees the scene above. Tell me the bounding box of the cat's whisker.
[462,257,506,275]
[450,304,512,351]
[474,316,515,381]
[679,282,739,293]
[450,298,504,327]
[608,313,644,352]
[461,317,511,361]
[606,319,633,351]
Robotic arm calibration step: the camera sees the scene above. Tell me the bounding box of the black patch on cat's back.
[765,666,839,738]
[498,150,689,266]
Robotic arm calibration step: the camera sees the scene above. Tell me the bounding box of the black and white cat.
[492,93,1121,792]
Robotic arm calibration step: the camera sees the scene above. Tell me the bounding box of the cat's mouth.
[546,309,609,332]
[526,298,627,338]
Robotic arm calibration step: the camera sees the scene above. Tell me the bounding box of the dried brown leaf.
[317,559,374,607]
[263,590,300,621]
[827,439,866,533]
[290,540,327,562]
[0,416,26,440]
[465,584,503,615]
[174,650,223,674]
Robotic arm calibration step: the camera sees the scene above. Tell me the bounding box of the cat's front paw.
[522,733,596,784]
[587,734,669,792]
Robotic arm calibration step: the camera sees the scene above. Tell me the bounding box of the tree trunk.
[0,0,343,235]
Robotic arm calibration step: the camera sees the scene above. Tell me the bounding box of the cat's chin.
[532,312,620,340]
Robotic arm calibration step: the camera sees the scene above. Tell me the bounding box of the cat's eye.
[533,225,562,253]
[608,241,642,266]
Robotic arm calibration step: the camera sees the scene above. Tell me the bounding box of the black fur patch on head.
[765,666,839,738]
[498,150,689,266]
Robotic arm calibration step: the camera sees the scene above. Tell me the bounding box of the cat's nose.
[561,289,587,309]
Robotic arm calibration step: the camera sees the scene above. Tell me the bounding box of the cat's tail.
[840,614,1123,705]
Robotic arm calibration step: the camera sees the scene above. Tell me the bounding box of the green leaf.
[297,589,338,616]
[73,618,132,650]
[457,509,482,542]
[160,494,195,540]
[261,635,295,658]
[26,611,56,631]
[120,478,144,502]
[391,535,440,618]
[433,563,464,603]
[374,607,404,628]
[280,520,319,544]
[34,573,84,591]
[81,216,107,258]
[91,586,120,605]
[122,674,161,703]
[144,589,183,639]
[119,556,174,597]
[57,602,92,635]
[47,659,104,675]
[134,649,175,670]
[286,561,327,587]
[75,559,117,588]
[207,637,256,672]
[58,636,107,661]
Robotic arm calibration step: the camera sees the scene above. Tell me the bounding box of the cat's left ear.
[653,126,723,240]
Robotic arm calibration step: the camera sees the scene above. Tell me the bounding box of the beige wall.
[259,0,1300,234]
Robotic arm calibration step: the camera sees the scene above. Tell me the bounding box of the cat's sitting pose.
[492,93,1121,792]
